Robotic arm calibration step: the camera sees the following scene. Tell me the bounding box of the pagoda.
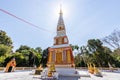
[47,7,74,67]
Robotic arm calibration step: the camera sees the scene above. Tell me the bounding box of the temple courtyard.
[0,69,120,80]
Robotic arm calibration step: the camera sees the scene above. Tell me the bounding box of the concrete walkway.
[0,70,120,80]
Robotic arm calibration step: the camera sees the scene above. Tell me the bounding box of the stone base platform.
[44,67,80,80]
[56,68,80,80]
[55,68,77,74]
[59,74,80,80]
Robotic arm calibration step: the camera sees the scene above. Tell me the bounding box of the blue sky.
[0,0,120,51]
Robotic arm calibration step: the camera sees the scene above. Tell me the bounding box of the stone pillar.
[52,51,55,63]
[62,50,67,63]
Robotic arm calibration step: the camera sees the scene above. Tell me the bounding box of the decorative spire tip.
[60,4,62,14]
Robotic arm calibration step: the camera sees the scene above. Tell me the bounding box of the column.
[62,50,66,63]
[52,51,56,63]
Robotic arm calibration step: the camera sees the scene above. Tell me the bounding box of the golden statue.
[88,63,94,74]
[35,64,43,75]
[38,64,43,71]
[87,63,90,71]
[93,64,102,77]
[93,64,98,74]
[5,58,16,72]
[49,64,56,72]
[47,63,56,77]
[47,71,52,77]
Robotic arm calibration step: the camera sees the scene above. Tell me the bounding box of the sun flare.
[54,4,69,19]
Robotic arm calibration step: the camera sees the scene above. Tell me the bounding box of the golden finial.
[60,4,62,14]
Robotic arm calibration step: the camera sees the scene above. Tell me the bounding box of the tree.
[16,45,31,53]
[103,29,120,50]
[15,45,31,66]
[35,47,42,53]
[74,45,94,67]
[74,54,82,67]
[29,48,42,67]
[0,30,13,47]
[70,44,79,51]
[29,51,35,67]
[0,44,11,56]
[0,44,12,66]
[87,39,114,67]
[0,30,13,66]
[111,49,120,67]
[87,39,103,53]
[80,46,90,65]
[102,29,120,67]
[15,45,42,67]
[74,39,115,67]
[40,47,49,67]
[12,52,26,67]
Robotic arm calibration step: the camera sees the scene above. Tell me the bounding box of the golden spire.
[60,4,62,14]
[57,4,65,29]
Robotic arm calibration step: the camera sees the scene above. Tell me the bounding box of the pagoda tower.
[47,7,74,67]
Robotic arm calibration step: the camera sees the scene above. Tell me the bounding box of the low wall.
[0,67,4,71]
[75,67,120,71]
[0,67,35,71]
[0,67,120,71]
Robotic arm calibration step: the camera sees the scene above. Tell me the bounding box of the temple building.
[47,8,74,67]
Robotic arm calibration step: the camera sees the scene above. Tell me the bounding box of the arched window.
[64,37,67,43]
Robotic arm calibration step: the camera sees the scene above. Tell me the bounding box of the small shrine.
[5,58,16,72]
[47,63,56,77]
[47,7,74,68]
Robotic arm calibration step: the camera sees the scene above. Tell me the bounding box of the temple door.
[56,52,62,64]
[67,50,71,63]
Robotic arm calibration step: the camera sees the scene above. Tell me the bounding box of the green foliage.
[12,52,26,67]
[0,56,6,66]
[34,53,42,67]
[0,44,12,66]
[111,49,120,67]
[0,30,12,47]
[0,30,13,66]
[15,45,42,67]
[70,44,79,51]
[74,39,117,67]
[87,39,103,53]
[0,44,12,56]
[35,47,42,53]
[16,45,31,54]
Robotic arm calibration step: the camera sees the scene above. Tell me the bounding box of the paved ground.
[0,70,120,80]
